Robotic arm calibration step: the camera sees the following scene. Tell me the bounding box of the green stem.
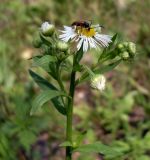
[66,56,76,160]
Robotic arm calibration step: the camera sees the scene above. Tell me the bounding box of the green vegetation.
[0,0,150,159]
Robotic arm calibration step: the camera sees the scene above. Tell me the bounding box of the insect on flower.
[71,20,104,31]
[59,20,112,52]
[72,21,92,29]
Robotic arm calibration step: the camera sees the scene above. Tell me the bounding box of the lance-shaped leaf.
[73,142,122,159]
[109,33,118,47]
[94,59,122,74]
[30,90,68,115]
[40,34,52,46]
[29,70,66,115]
[75,47,84,63]
[77,59,121,84]
[98,34,118,61]
[32,55,56,72]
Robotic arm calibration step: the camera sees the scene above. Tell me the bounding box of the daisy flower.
[59,23,112,52]
[90,74,106,91]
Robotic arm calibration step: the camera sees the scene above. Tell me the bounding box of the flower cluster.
[117,42,136,60]
[32,21,136,93]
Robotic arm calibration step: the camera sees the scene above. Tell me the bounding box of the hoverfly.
[71,20,104,30]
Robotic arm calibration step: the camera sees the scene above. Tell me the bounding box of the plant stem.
[66,56,76,160]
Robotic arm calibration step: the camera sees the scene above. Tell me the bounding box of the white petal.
[93,37,103,47]
[88,37,98,49]
[77,38,84,50]
[85,38,89,52]
[94,35,107,47]
[83,38,89,52]
[59,27,77,42]
[94,34,112,47]
[64,26,73,30]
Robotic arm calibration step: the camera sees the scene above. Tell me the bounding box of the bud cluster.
[117,42,136,60]
[32,21,69,56]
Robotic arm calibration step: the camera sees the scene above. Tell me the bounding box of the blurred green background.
[0,0,150,160]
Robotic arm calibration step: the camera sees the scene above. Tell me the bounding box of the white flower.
[90,74,106,91]
[41,21,55,36]
[59,24,112,52]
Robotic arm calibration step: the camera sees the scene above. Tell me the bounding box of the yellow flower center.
[76,27,96,37]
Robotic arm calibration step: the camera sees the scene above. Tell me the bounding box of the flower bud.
[56,41,69,52]
[121,51,130,60]
[117,43,124,51]
[41,22,55,36]
[90,74,106,91]
[118,43,124,50]
[128,42,136,56]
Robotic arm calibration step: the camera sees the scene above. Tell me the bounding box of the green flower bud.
[117,43,125,53]
[90,74,106,91]
[121,51,130,60]
[56,41,69,52]
[118,42,136,60]
[118,43,124,50]
[41,22,55,36]
[32,33,42,48]
[128,42,136,55]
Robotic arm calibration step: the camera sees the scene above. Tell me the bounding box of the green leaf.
[18,130,36,151]
[98,34,118,61]
[40,34,52,46]
[32,55,56,72]
[111,33,118,44]
[73,130,87,147]
[48,62,57,79]
[30,90,67,115]
[59,141,72,147]
[29,70,66,115]
[77,59,121,84]
[73,63,82,72]
[29,69,57,90]
[94,59,122,74]
[75,47,84,63]
[60,59,72,72]
[136,155,150,160]
[73,142,122,158]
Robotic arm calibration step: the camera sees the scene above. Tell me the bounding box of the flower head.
[90,74,106,91]
[41,21,55,36]
[59,24,112,52]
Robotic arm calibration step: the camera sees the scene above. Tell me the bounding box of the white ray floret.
[59,26,77,42]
